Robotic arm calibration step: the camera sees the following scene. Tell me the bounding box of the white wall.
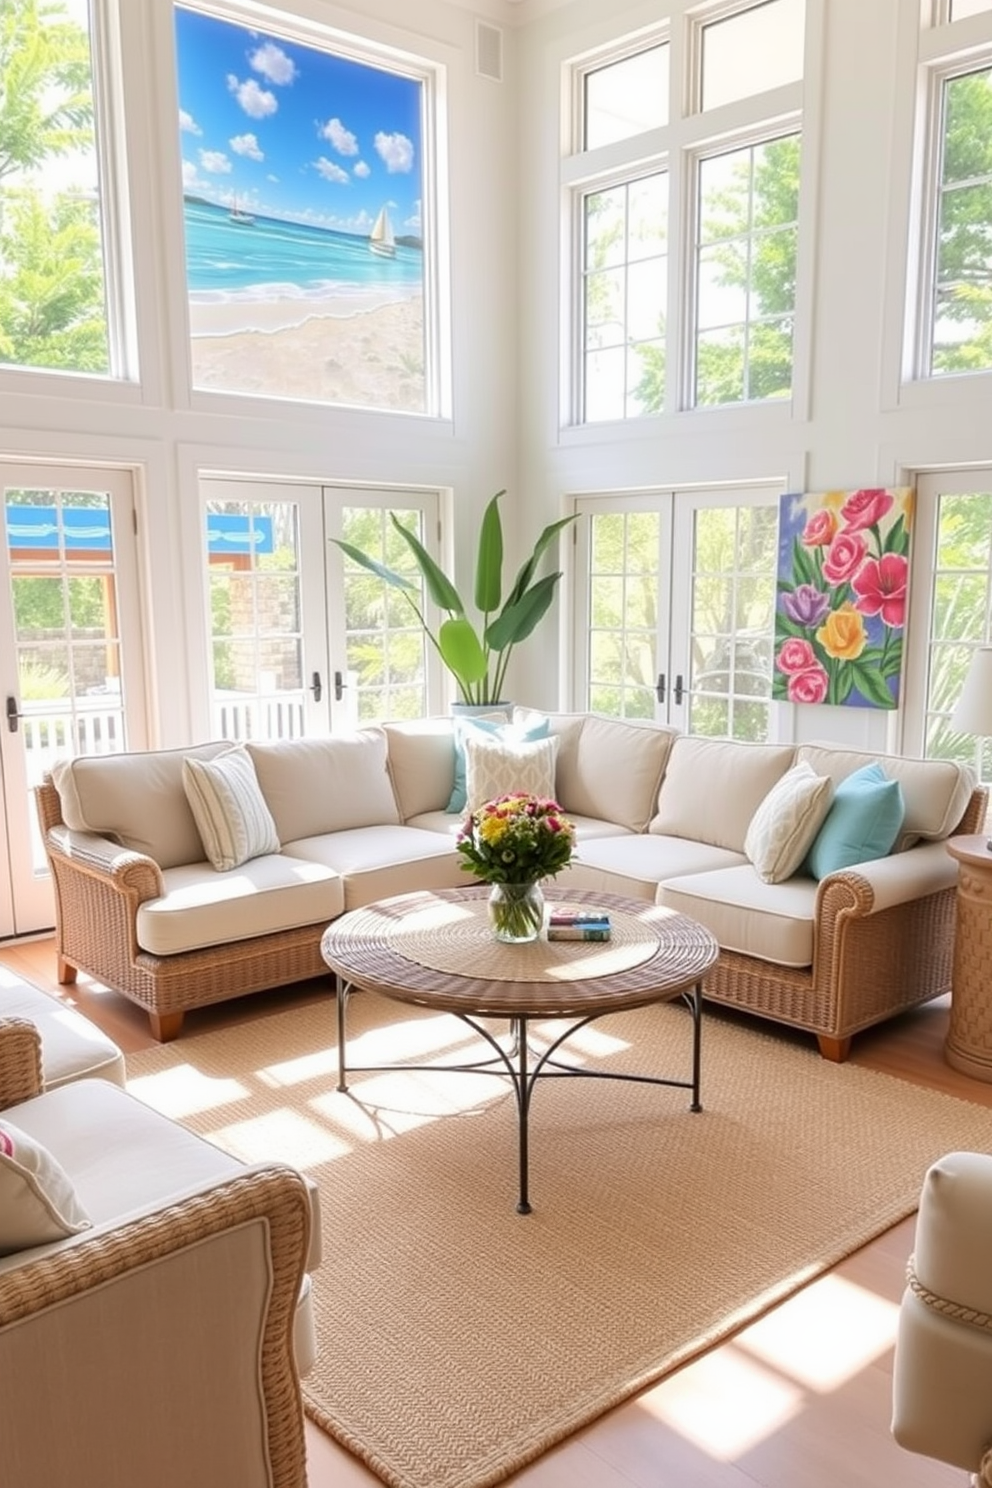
[514,0,992,742]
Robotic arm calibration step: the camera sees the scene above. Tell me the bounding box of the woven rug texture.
[126,990,992,1488]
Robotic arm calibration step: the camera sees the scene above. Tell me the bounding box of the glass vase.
[487,881,545,944]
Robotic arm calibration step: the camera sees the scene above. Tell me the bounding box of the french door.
[197,479,443,741]
[570,484,781,740]
[0,465,148,937]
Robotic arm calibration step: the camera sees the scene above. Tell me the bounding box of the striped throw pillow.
[183,745,280,871]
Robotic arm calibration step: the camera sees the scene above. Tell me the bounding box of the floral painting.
[774,487,914,709]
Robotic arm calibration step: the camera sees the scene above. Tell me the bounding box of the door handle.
[310,671,323,703]
[6,696,20,733]
[674,674,684,705]
[334,670,347,702]
[656,673,666,703]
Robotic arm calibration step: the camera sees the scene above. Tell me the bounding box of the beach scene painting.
[174,5,426,412]
[774,487,914,709]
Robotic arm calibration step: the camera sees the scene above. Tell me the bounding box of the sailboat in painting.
[369,204,396,258]
[229,196,255,226]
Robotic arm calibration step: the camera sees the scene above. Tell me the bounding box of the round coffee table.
[320,886,719,1213]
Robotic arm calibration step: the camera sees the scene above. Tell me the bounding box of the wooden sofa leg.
[817,1034,852,1062]
[57,957,78,984]
[149,1011,184,1042]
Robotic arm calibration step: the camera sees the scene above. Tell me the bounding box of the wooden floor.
[3,935,988,1488]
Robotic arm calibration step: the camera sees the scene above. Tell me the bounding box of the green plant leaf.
[438,617,488,688]
[331,539,416,592]
[849,659,896,708]
[503,515,579,608]
[474,491,505,614]
[389,516,466,614]
[486,571,561,650]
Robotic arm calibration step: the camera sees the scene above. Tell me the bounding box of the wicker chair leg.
[149,1011,184,1042]
[57,957,78,985]
[817,1034,852,1062]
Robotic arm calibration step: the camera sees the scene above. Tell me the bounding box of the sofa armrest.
[0,1019,44,1108]
[48,824,164,899]
[817,840,958,919]
[0,1164,310,1488]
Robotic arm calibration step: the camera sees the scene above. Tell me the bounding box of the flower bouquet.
[456,793,576,942]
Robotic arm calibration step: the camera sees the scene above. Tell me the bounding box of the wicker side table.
[945,834,992,1081]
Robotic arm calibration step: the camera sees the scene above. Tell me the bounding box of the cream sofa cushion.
[247,729,399,842]
[745,761,833,883]
[183,745,280,871]
[651,737,796,852]
[659,865,817,968]
[515,710,676,831]
[382,719,457,819]
[796,743,975,846]
[135,855,344,956]
[51,742,229,869]
[559,835,746,900]
[282,824,468,910]
[0,970,126,1089]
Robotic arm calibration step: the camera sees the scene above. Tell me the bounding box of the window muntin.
[582,173,668,421]
[584,46,669,149]
[174,4,431,415]
[694,133,799,407]
[700,0,805,112]
[0,0,116,377]
[928,66,992,377]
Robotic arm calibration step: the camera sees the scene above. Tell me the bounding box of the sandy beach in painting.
[188,288,425,411]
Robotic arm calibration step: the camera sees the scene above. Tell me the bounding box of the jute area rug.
[126,989,992,1488]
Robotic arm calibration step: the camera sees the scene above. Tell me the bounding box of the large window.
[174,4,434,414]
[567,0,806,423]
[913,6,992,379]
[0,0,124,377]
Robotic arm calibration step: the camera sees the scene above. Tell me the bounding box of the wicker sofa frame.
[0,1017,311,1488]
[35,773,988,1061]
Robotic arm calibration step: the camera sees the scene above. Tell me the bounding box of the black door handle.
[334,670,347,702]
[6,696,20,733]
[656,673,666,703]
[674,674,684,705]
[310,671,323,703]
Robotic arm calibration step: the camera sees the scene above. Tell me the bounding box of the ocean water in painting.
[184,199,422,306]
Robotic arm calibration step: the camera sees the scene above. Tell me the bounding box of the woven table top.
[321,886,719,1018]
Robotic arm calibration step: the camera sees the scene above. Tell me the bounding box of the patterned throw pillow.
[182,744,280,872]
[744,760,834,884]
[463,732,560,815]
[447,712,550,813]
[0,1118,91,1256]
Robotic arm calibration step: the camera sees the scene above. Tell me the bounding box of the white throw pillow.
[182,745,280,872]
[463,732,560,814]
[744,761,834,884]
[0,1118,91,1255]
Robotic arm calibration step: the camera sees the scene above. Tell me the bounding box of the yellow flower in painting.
[899,487,915,530]
[816,604,867,661]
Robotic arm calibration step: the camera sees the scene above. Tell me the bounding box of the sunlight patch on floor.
[737,1274,900,1389]
[641,1344,804,1456]
[209,1107,352,1166]
[316,1067,510,1138]
[126,1065,249,1117]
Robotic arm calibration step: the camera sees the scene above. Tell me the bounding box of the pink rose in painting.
[776,638,818,675]
[840,487,894,533]
[801,509,838,547]
[852,552,908,628]
[787,665,829,704]
[822,530,867,585]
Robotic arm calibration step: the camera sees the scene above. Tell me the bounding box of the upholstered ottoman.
[892,1150,992,1482]
[0,966,126,1089]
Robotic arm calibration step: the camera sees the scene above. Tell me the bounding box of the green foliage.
[332,492,580,705]
[933,69,992,373]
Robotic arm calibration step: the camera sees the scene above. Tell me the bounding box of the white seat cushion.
[659,864,817,967]
[0,969,125,1089]
[557,834,747,900]
[282,825,469,909]
[135,855,344,956]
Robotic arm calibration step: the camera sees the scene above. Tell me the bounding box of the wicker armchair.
[0,1018,315,1488]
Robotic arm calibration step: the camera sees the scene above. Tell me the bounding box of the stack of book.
[547,909,611,942]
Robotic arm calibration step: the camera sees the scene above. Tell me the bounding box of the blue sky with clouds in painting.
[174,6,423,241]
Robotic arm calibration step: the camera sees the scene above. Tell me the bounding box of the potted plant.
[331,490,579,706]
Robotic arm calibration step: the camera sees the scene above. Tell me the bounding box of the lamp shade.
[953,647,992,736]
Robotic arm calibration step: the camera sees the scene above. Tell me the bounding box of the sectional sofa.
[35,711,986,1060]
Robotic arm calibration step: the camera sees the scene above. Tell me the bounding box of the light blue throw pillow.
[446,714,550,813]
[803,761,906,880]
